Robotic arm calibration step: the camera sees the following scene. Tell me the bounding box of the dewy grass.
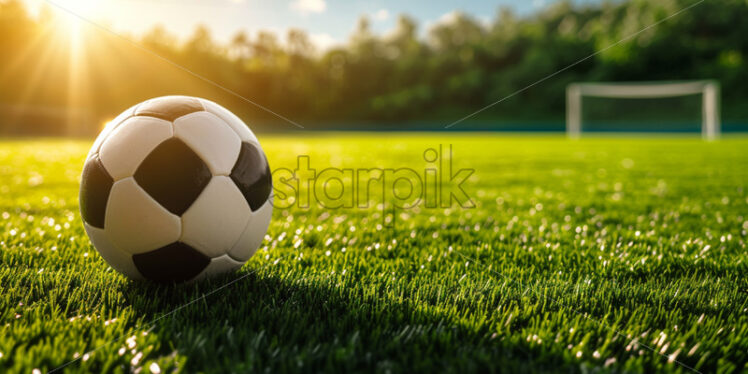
[0,135,746,373]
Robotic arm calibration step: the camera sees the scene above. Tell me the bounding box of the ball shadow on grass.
[115,267,581,373]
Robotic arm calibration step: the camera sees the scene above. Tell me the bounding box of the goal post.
[566,80,720,140]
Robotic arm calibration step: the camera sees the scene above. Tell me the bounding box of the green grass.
[1,134,747,373]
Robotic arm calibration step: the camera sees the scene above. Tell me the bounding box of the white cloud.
[309,33,338,51]
[424,11,459,32]
[532,0,546,8]
[290,0,327,14]
[437,11,460,25]
[372,9,390,22]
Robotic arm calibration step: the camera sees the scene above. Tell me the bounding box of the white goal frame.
[566,80,720,140]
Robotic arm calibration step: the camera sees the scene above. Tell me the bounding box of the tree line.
[0,0,747,134]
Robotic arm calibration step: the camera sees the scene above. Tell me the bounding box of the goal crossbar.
[566,80,720,139]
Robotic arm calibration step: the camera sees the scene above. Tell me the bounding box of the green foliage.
[0,136,747,372]
[1,0,748,133]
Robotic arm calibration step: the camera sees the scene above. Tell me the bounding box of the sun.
[22,0,107,34]
[49,0,105,33]
[52,0,104,14]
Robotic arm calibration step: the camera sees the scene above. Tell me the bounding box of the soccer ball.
[79,96,273,282]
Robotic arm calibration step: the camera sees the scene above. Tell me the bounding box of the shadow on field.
[118,269,580,373]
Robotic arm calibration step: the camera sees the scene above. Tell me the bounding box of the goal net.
[566,81,720,139]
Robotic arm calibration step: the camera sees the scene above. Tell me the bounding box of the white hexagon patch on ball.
[79,96,273,282]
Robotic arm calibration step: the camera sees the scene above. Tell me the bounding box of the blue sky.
[33,0,603,49]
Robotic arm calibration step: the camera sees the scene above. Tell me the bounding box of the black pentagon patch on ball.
[132,242,210,283]
[134,96,203,121]
[80,155,113,229]
[134,138,212,215]
[231,142,272,211]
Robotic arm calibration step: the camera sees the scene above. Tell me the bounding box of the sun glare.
[22,0,105,35]
[57,13,82,41]
[52,0,103,33]
[28,0,104,134]
[53,0,104,15]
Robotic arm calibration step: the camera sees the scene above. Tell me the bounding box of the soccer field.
[1,134,746,373]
